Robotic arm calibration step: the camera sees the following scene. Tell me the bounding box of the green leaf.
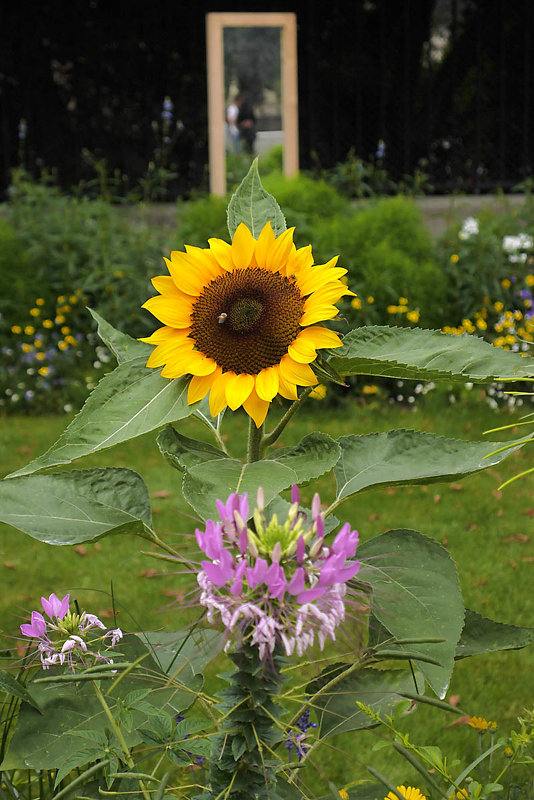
[8,362,197,477]
[456,609,534,659]
[274,432,341,483]
[333,429,532,503]
[54,743,105,787]
[0,671,40,710]
[142,628,223,677]
[183,458,297,520]
[309,664,423,738]
[88,308,151,364]
[328,326,534,382]
[1,635,202,771]
[157,425,225,472]
[359,530,465,698]
[0,468,152,544]
[227,158,286,239]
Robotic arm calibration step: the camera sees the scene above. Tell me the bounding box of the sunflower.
[141,222,351,426]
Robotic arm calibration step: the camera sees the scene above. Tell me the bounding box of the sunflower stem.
[262,388,313,453]
[247,419,264,462]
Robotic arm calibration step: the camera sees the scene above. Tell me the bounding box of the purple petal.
[287,567,306,595]
[246,557,268,588]
[291,484,300,504]
[296,535,306,565]
[201,561,228,586]
[311,493,321,520]
[21,611,47,639]
[297,586,326,603]
[57,594,70,619]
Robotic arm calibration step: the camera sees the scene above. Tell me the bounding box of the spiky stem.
[203,642,285,800]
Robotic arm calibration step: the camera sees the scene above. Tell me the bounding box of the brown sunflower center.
[190,268,305,374]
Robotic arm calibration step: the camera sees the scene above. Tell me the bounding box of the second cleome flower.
[141,221,352,425]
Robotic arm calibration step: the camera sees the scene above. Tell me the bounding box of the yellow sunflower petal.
[146,337,193,368]
[184,245,224,282]
[296,265,345,296]
[300,305,339,326]
[209,371,232,416]
[142,294,193,328]
[208,237,234,271]
[297,325,343,349]
[188,368,220,404]
[243,388,270,427]
[254,222,276,268]
[287,338,317,364]
[139,326,177,344]
[161,350,217,378]
[277,368,299,400]
[279,355,317,386]
[166,253,206,296]
[151,275,182,295]
[255,366,279,401]
[305,283,351,306]
[226,372,255,410]
[285,244,314,277]
[269,227,296,271]
[231,223,256,268]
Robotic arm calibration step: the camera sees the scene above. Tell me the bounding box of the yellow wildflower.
[61,326,71,335]
[476,319,487,330]
[505,334,516,344]
[55,315,66,325]
[24,325,35,335]
[310,384,327,400]
[468,716,497,732]
[397,305,408,313]
[514,310,523,320]
[57,295,66,303]
[501,278,511,289]
[493,337,506,347]
[362,384,378,395]
[339,791,348,800]
[450,254,459,263]
[406,310,420,323]
[504,746,513,758]
[21,343,33,353]
[35,297,45,306]
[367,295,374,304]
[526,274,534,287]
[42,319,54,329]
[35,352,46,361]
[58,340,69,351]
[494,301,504,312]
[58,304,71,313]
[525,299,532,308]
[65,335,78,346]
[69,294,78,303]
[29,307,40,317]
[38,366,50,376]
[351,298,362,310]
[398,296,408,305]
[11,325,22,334]
[385,787,426,800]
[387,305,399,314]
[34,339,43,348]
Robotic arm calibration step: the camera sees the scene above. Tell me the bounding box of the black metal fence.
[1,0,533,196]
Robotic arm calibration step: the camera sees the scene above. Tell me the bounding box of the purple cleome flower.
[195,487,360,660]
[20,593,123,671]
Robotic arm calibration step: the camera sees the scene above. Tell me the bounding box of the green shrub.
[0,219,30,321]
[311,196,446,327]
[175,194,228,247]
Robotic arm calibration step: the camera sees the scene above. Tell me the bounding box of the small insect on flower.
[217,312,228,324]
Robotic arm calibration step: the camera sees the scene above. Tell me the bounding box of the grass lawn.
[1,395,533,792]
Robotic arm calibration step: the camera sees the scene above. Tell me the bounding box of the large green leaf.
[1,635,202,771]
[226,158,286,238]
[273,432,341,483]
[308,664,423,738]
[88,308,151,364]
[333,429,532,503]
[8,362,197,477]
[0,671,41,710]
[456,609,534,659]
[182,458,297,520]
[328,326,534,381]
[157,424,225,472]
[143,628,224,675]
[0,468,152,544]
[358,530,465,698]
